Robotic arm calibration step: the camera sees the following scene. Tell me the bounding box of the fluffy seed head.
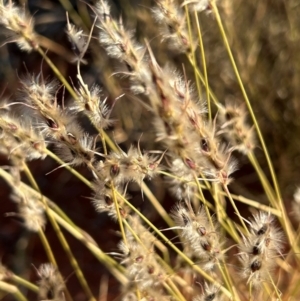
[0,1,37,51]
[171,202,223,270]
[238,211,284,288]
[37,264,65,301]
[194,282,220,301]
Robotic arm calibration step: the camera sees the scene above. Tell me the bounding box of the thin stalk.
[48,222,97,301]
[23,164,96,301]
[37,229,57,266]
[194,11,211,121]
[45,149,92,188]
[111,183,127,246]
[37,229,75,301]
[10,274,39,293]
[223,185,249,235]
[37,231,75,301]
[58,0,89,30]
[163,282,185,301]
[36,47,78,100]
[0,281,28,301]
[47,200,78,228]
[213,184,240,242]
[51,210,127,284]
[247,151,276,204]
[160,170,240,241]
[186,54,220,107]
[0,168,127,286]
[140,182,174,227]
[216,261,238,301]
[194,175,215,229]
[249,281,253,301]
[103,130,118,152]
[227,192,281,217]
[166,279,187,301]
[158,170,206,189]
[99,128,108,155]
[211,1,297,249]
[267,271,282,301]
[184,5,202,97]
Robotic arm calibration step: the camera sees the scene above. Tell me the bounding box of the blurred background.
[1,0,300,300]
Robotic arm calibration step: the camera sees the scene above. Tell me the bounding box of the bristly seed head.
[238,211,284,288]
[0,2,38,51]
[37,264,65,301]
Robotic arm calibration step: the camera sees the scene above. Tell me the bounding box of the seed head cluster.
[238,212,284,287]
[0,0,294,301]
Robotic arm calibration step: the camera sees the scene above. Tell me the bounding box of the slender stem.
[58,0,89,30]
[249,281,252,301]
[140,182,174,227]
[0,168,127,286]
[194,11,211,122]
[223,185,249,235]
[248,153,298,252]
[247,151,275,204]
[99,128,108,155]
[45,149,92,188]
[37,229,57,265]
[184,5,202,98]
[163,282,184,301]
[212,183,240,242]
[0,281,28,301]
[216,261,237,301]
[36,47,78,100]
[10,274,39,293]
[211,0,296,249]
[22,163,96,301]
[186,55,221,107]
[52,210,127,284]
[111,184,127,245]
[166,279,187,301]
[267,271,282,301]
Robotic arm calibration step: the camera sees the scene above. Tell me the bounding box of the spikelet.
[37,264,65,301]
[0,113,46,161]
[218,103,256,154]
[7,183,46,232]
[0,1,38,51]
[152,0,191,53]
[171,202,223,270]
[96,145,162,185]
[193,282,221,301]
[238,211,284,288]
[72,83,112,129]
[92,181,129,220]
[95,0,153,97]
[65,13,87,62]
[118,238,166,289]
[19,74,98,166]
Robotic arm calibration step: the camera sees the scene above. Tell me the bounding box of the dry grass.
[0,0,300,301]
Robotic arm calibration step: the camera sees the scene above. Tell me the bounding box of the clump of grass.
[0,0,299,301]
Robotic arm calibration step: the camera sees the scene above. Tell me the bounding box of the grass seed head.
[37,264,65,301]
